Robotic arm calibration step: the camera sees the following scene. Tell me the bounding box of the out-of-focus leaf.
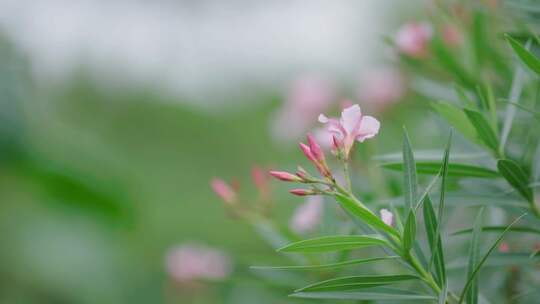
[465,208,484,304]
[335,193,400,238]
[497,159,534,203]
[423,196,446,286]
[403,210,416,252]
[464,109,500,153]
[431,102,478,145]
[295,275,419,292]
[290,287,436,301]
[454,85,477,108]
[506,34,540,76]
[458,214,526,304]
[402,128,417,212]
[447,253,540,269]
[452,226,540,236]
[382,162,499,178]
[277,235,389,253]
[432,38,475,88]
[508,101,540,119]
[439,282,448,304]
[251,256,399,271]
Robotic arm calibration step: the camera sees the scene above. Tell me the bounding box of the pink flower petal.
[340,104,362,135]
[356,116,380,142]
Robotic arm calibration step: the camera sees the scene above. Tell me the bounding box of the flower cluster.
[166,244,231,283]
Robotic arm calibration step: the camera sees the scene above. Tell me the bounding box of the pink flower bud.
[296,166,309,180]
[210,178,237,204]
[380,208,393,226]
[498,242,510,253]
[289,188,314,196]
[299,142,317,163]
[307,133,325,163]
[269,170,302,182]
[395,22,433,58]
[442,25,462,47]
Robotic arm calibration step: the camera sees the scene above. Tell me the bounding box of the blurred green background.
[0,1,440,303]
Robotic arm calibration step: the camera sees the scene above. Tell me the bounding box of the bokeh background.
[0,1,450,303]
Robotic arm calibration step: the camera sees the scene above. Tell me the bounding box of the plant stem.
[343,160,352,192]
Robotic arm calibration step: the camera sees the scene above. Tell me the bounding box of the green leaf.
[432,37,475,88]
[439,282,448,304]
[382,161,499,178]
[403,210,416,252]
[464,108,500,153]
[277,235,389,253]
[431,102,479,145]
[290,287,436,301]
[458,214,527,304]
[454,84,476,108]
[497,159,534,203]
[428,130,451,285]
[506,35,540,76]
[335,193,400,238]
[251,256,399,271]
[423,196,446,286]
[296,275,419,292]
[465,208,484,304]
[403,128,417,211]
[508,101,540,119]
[452,226,540,236]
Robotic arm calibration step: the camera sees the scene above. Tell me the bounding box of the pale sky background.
[0,0,417,108]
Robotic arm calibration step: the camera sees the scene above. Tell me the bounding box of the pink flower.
[318,104,380,158]
[290,196,324,234]
[380,208,393,226]
[272,75,335,141]
[358,68,405,110]
[442,25,463,47]
[395,22,433,58]
[210,178,237,205]
[166,244,231,283]
[498,242,510,253]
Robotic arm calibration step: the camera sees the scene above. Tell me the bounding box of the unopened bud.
[269,170,302,182]
[289,188,315,196]
[296,166,309,180]
[210,178,237,204]
[307,133,325,163]
[299,142,317,163]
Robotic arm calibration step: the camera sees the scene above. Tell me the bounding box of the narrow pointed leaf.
[296,275,419,292]
[423,196,446,286]
[403,128,417,211]
[464,109,499,152]
[382,161,499,178]
[452,226,540,236]
[291,287,436,301]
[251,256,399,271]
[458,214,526,304]
[465,208,484,304]
[431,102,478,145]
[506,35,540,76]
[428,130,451,285]
[335,193,399,238]
[439,281,448,304]
[403,210,416,252]
[497,159,534,203]
[277,235,389,253]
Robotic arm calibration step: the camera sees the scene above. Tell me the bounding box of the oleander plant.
[209,2,540,303]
